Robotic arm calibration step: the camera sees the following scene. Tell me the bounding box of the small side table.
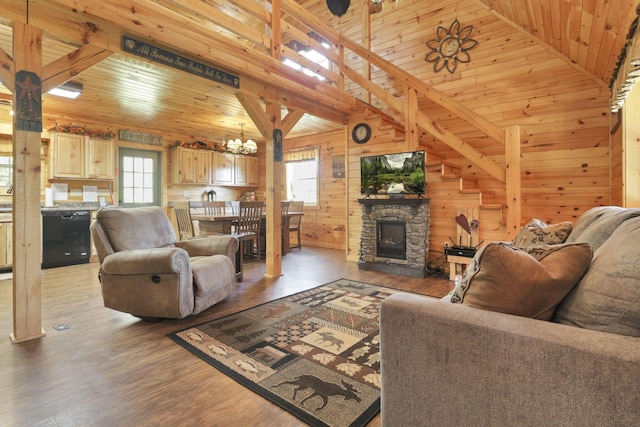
[447,254,473,281]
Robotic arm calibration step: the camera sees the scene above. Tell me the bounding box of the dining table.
[191,209,304,281]
[192,209,304,237]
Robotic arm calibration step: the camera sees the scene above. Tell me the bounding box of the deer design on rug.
[314,331,344,351]
[272,374,361,410]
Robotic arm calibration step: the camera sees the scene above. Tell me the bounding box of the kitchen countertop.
[0,203,107,213]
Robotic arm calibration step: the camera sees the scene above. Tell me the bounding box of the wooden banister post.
[505,125,522,240]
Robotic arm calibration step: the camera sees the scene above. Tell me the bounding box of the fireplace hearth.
[377,220,406,259]
[358,198,430,278]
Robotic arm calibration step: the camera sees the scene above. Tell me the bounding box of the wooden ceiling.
[477,0,638,84]
[0,0,637,144]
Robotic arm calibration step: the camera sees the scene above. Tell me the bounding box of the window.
[284,147,319,206]
[0,155,12,187]
[283,48,329,81]
[282,41,331,82]
[118,148,161,206]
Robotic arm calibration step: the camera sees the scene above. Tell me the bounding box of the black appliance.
[41,210,91,269]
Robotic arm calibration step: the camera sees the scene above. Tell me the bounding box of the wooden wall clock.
[352,123,371,144]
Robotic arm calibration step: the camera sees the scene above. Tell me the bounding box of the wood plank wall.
[280,129,348,250]
[38,115,246,209]
[345,111,415,262]
[0,0,619,269]
[316,0,613,262]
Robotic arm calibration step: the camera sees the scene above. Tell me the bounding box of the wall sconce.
[48,81,83,99]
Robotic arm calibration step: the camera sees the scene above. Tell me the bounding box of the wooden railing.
[236,0,511,183]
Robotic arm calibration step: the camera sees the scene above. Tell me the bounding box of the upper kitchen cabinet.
[171,146,210,184]
[211,151,235,185]
[235,155,259,187]
[212,151,258,187]
[49,132,115,180]
[171,146,258,187]
[49,132,84,179]
[86,137,115,179]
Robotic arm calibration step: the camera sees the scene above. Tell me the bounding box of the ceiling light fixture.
[48,81,83,99]
[227,123,257,154]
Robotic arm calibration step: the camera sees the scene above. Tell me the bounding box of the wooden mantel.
[358,197,430,214]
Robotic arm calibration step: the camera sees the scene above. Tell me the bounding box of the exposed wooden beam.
[11,23,45,343]
[42,0,358,112]
[340,35,506,145]
[24,0,356,124]
[344,65,506,183]
[264,102,284,278]
[281,108,305,136]
[41,44,112,92]
[271,0,281,59]
[404,85,418,147]
[236,91,305,279]
[278,0,505,145]
[0,46,14,92]
[236,93,273,139]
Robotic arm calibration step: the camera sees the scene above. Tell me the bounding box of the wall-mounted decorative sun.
[425,19,478,74]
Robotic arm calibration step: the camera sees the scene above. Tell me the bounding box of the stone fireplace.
[358,198,430,278]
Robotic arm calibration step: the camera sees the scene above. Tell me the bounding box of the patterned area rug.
[169,278,411,427]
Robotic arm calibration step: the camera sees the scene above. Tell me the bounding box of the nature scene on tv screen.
[360,151,425,195]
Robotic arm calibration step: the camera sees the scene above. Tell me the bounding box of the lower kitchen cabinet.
[0,220,12,269]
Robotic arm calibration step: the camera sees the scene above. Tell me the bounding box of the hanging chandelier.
[227,123,257,154]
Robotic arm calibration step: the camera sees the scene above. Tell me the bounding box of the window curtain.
[283,147,318,162]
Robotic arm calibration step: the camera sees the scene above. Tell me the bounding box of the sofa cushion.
[449,242,592,320]
[512,218,573,247]
[564,206,640,251]
[554,217,640,337]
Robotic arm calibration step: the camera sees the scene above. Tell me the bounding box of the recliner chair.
[90,206,239,319]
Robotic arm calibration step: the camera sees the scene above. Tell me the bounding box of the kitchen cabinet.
[172,147,258,187]
[234,154,259,186]
[171,146,211,184]
[245,155,259,187]
[211,151,235,185]
[0,215,12,269]
[86,137,115,179]
[49,132,115,180]
[50,132,84,178]
[212,151,258,187]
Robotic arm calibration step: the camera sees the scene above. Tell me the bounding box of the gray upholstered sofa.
[91,206,238,319]
[380,206,640,426]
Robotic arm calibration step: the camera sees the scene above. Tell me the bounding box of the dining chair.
[288,200,304,250]
[203,200,226,216]
[235,201,264,260]
[173,201,197,240]
[280,201,291,254]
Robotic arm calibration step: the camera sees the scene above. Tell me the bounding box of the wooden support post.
[404,85,418,147]
[12,23,45,343]
[505,125,522,241]
[265,102,283,278]
[361,0,371,104]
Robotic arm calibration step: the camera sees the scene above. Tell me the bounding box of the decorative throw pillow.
[449,242,592,320]
[512,218,573,247]
[554,216,640,337]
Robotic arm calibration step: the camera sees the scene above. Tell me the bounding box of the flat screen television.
[360,150,426,196]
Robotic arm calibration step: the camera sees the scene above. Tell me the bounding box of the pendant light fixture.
[227,123,257,154]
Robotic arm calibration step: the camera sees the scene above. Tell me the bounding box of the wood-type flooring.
[0,247,452,426]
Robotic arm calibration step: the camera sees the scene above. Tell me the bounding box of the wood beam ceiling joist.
[30,0,359,123]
